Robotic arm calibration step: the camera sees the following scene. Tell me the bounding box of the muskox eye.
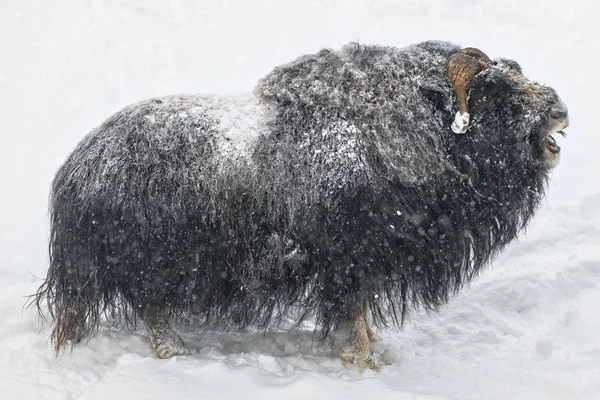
[470,89,498,111]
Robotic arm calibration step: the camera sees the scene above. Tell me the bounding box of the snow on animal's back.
[139,92,268,163]
[64,92,270,202]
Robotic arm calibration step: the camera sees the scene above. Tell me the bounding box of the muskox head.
[446,47,568,171]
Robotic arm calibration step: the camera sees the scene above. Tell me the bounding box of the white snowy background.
[1,0,598,399]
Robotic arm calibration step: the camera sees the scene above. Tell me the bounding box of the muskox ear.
[419,78,449,111]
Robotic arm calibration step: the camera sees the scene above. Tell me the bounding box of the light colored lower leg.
[142,309,197,359]
[366,324,380,344]
[339,299,381,370]
[349,307,372,360]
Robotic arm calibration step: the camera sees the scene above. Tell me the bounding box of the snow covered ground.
[1,0,599,399]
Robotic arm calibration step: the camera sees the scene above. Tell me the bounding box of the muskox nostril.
[549,104,569,130]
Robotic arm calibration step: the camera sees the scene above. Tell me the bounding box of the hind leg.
[141,307,197,359]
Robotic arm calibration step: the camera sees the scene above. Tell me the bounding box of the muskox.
[34,41,568,368]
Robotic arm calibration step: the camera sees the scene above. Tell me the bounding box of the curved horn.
[447,47,491,133]
[460,47,492,65]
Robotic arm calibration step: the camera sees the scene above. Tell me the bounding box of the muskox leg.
[338,299,381,370]
[140,307,197,359]
[366,323,380,344]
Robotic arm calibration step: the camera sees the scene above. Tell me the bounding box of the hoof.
[150,335,199,359]
[339,347,385,372]
[153,345,198,359]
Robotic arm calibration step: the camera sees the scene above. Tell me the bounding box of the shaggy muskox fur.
[34,40,568,365]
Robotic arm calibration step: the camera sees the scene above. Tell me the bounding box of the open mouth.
[543,129,566,167]
[544,130,565,154]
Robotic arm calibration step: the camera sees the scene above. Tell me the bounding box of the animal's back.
[56,93,266,205]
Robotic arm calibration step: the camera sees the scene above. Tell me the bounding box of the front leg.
[338,299,382,370]
[366,324,380,344]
